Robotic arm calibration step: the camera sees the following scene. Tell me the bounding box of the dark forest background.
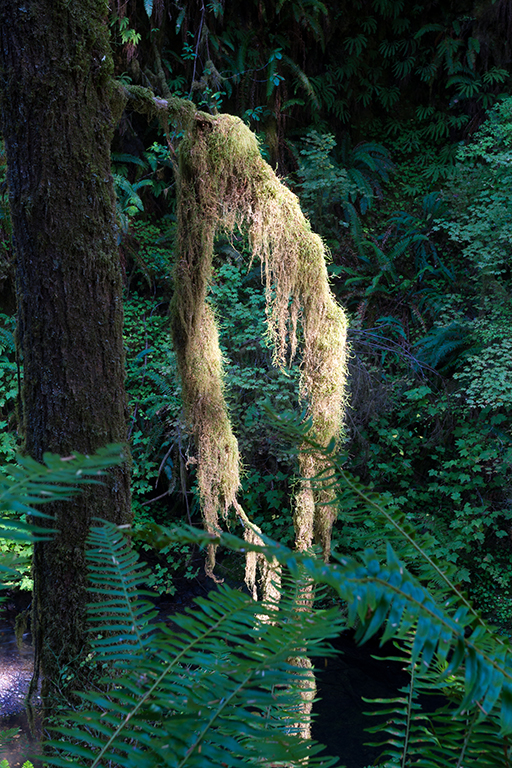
[2,0,512,626]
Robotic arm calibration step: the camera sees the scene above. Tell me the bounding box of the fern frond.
[366,638,511,768]
[144,367,180,404]
[111,152,147,169]
[86,521,156,661]
[0,444,125,543]
[0,315,15,356]
[281,53,321,109]
[414,322,475,373]
[144,522,512,735]
[47,521,342,768]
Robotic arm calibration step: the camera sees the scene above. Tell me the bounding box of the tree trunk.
[0,0,131,705]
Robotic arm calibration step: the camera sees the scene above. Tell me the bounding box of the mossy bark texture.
[0,0,131,705]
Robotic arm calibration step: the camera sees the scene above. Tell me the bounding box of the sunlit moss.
[170,108,348,576]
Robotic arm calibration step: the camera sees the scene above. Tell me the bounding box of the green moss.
[168,107,348,570]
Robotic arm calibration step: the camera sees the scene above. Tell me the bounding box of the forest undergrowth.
[3,1,512,764]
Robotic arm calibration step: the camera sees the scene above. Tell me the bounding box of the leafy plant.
[47,519,343,768]
[433,97,512,278]
[110,15,141,49]
[113,172,154,229]
[345,379,512,624]
[365,637,510,768]
[124,217,175,295]
[296,130,392,236]
[0,761,34,768]
[0,312,19,461]
[112,146,175,233]
[0,447,125,596]
[414,321,474,374]
[123,255,300,549]
[123,294,186,532]
[0,445,124,764]
[6,429,512,766]
[47,462,512,768]
[452,299,512,410]
[136,539,199,595]
[0,444,124,551]
[9,412,506,766]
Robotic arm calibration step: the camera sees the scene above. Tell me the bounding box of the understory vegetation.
[4,446,512,767]
[4,0,512,765]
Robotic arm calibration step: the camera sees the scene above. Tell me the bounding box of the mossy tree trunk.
[0,0,132,705]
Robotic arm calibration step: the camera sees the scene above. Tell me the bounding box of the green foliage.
[136,539,199,595]
[209,257,300,539]
[123,292,209,593]
[0,446,125,594]
[414,321,473,374]
[199,0,327,116]
[0,312,19,461]
[366,638,510,768]
[5,430,512,767]
[452,299,512,410]
[296,130,392,235]
[306,6,507,138]
[0,444,124,544]
[434,97,512,277]
[0,444,125,604]
[20,415,512,766]
[387,191,451,277]
[141,488,512,735]
[240,468,294,546]
[0,761,33,768]
[125,217,175,295]
[0,447,124,764]
[40,501,512,767]
[113,172,153,226]
[123,295,182,509]
[332,93,512,631]
[336,195,451,332]
[47,520,342,768]
[112,146,175,233]
[123,253,300,551]
[110,15,141,48]
[416,100,512,411]
[334,96,512,639]
[0,535,32,590]
[210,259,299,432]
[0,731,20,750]
[346,381,512,619]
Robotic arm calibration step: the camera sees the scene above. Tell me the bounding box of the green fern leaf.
[0,444,125,542]
[149,520,512,733]
[366,639,511,768]
[47,521,342,768]
[281,54,320,109]
[414,322,474,373]
[86,521,156,661]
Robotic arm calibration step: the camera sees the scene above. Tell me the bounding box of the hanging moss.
[125,86,347,580]
[168,107,348,572]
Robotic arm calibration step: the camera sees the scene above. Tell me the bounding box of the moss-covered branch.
[126,87,348,574]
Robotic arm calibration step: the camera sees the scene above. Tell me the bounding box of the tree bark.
[0,0,131,705]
